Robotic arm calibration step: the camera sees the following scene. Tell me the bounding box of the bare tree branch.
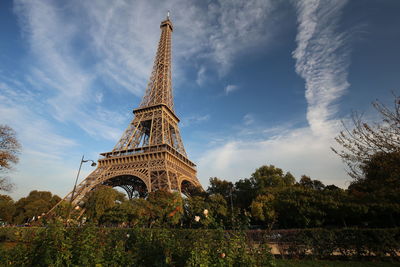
[332,94,400,180]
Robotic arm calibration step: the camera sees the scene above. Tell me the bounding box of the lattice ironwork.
[48,15,202,216]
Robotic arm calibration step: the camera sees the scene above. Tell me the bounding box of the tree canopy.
[0,125,21,191]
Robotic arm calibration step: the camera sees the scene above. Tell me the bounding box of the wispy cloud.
[225,84,239,95]
[196,0,353,188]
[13,0,127,141]
[197,127,347,187]
[243,113,255,125]
[181,114,210,128]
[292,0,351,136]
[196,66,207,86]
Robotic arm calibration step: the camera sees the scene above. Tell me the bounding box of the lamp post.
[67,155,96,221]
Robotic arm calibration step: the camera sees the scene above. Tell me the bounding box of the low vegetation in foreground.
[275,259,400,267]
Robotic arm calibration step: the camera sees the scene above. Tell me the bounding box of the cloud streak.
[196,0,353,188]
[225,84,239,95]
[293,0,351,136]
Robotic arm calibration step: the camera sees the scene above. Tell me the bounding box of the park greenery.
[1,160,398,229]
[0,95,399,265]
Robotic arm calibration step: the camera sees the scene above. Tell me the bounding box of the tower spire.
[139,15,174,110]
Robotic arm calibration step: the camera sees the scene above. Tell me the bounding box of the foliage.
[267,228,400,260]
[13,190,61,224]
[183,193,228,229]
[83,185,126,222]
[0,195,15,224]
[207,177,234,201]
[146,190,183,227]
[349,151,400,202]
[251,194,276,228]
[0,226,275,266]
[332,95,400,180]
[299,175,325,191]
[275,259,400,267]
[233,165,295,211]
[0,125,21,192]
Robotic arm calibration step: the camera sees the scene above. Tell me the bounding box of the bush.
[0,225,274,266]
[265,228,400,260]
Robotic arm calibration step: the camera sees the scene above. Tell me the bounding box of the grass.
[275,259,400,267]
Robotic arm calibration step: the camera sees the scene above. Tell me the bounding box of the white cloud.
[181,114,210,128]
[292,0,351,136]
[243,114,255,125]
[13,0,124,142]
[225,84,239,95]
[196,66,207,86]
[197,0,352,189]
[95,92,103,103]
[197,126,348,188]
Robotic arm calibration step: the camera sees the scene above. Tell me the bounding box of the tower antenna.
[167,10,170,19]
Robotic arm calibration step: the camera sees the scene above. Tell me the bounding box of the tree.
[332,95,400,179]
[13,190,61,224]
[0,125,21,191]
[0,194,15,224]
[250,194,276,229]
[207,177,234,201]
[347,151,400,201]
[299,175,325,191]
[234,165,296,211]
[251,165,296,190]
[84,186,126,222]
[146,190,183,227]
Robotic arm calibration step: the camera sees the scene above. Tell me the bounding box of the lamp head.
[91,162,97,167]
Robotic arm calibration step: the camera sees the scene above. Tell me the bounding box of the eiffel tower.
[49,15,202,213]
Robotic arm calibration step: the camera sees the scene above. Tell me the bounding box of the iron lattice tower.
[49,16,202,212]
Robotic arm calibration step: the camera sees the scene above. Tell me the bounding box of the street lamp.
[68,155,97,221]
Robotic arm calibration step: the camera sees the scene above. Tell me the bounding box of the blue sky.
[1,0,399,199]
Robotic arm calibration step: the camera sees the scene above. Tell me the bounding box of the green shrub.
[267,228,400,260]
[0,226,275,266]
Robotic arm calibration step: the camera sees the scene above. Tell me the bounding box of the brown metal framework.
[49,16,202,213]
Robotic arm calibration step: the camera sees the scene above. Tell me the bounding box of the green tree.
[207,177,234,201]
[100,198,153,227]
[250,193,276,229]
[234,178,254,210]
[13,190,60,224]
[349,151,400,201]
[299,175,325,191]
[146,190,183,228]
[234,165,295,210]
[0,194,15,224]
[251,165,296,190]
[0,125,21,192]
[84,186,125,222]
[273,186,336,228]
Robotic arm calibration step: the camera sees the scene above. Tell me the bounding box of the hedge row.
[0,224,273,266]
[1,227,399,266]
[247,228,400,260]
